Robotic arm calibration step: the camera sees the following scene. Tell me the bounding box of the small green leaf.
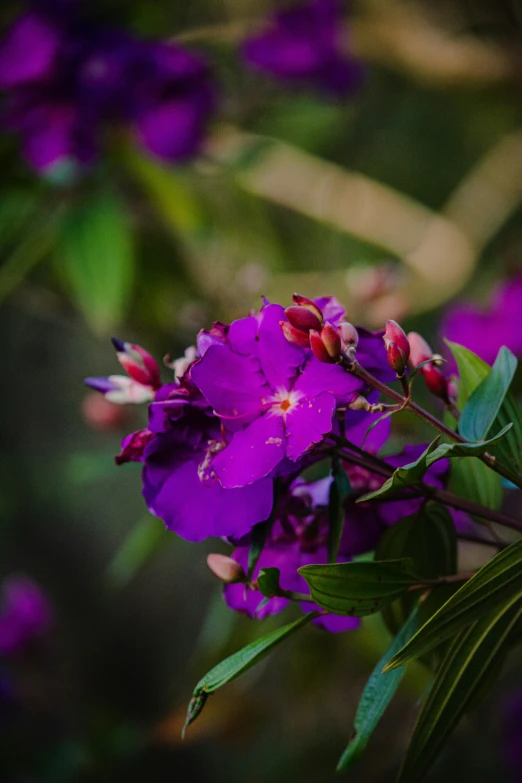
[328,457,352,563]
[257,568,281,598]
[356,439,441,503]
[385,539,522,670]
[397,601,522,783]
[337,607,420,771]
[183,613,317,736]
[298,559,419,616]
[59,191,134,333]
[459,347,517,442]
[425,423,513,463]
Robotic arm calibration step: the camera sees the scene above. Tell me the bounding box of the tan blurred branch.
[208,125,522,324]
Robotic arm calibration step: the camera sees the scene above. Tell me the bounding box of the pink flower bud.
[423,364,451,403]
[81,392,130,431]
[407,332,433,368]
[339,321,359,349]
[284,305,322,332]
[112,338,161,389]
[310,324,341,363]
[292,293,323,323]
[207,554,246,584]
[280,320,311,348]
[384,321,410,359]
[85,375,155,404]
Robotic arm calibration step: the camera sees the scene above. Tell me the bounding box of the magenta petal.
[285,391,335,461]
[257,304,304,390]
[0,14,59,89]
[137,97,208,161]
[144,458,273,541]
[309,610,360,632]
[212,415,286,488]
[294,356,362,402]
[223,546,291,619]
[191,344,269,429]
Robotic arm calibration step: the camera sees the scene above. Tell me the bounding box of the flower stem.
[340,354,522,489]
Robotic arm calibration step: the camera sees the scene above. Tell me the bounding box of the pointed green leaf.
[337,607,420,771]
[459,347,517,442]
[356,439,441,503]
[183,613,317,735]
[385,540,522,670]
[424,423,513,464]
[328,457,352,563]
[445,340,522,472]
[298,559,419,616]
[397,600,522,783]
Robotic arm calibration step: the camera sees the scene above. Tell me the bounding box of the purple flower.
[0,3,215,172]
[0,576,52,656]
[142,407,274,542]
[441,275,522,368]
[191,301,385,489]
[242,0,363,96]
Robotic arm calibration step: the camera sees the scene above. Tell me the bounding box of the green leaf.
[459,347,518,442]
[337,607,420,771]
[59,191,134,333]
[385,539,522,670]
[446,340,522,472]
[257,568,281,598]
[356,439,441,503]
[376,503,457,581]
[183,613,317,736]
[397,601,522,783]
[357,428,511,505]
[298,559,419,616]
[448,456,503,512]
[328,457,351,563]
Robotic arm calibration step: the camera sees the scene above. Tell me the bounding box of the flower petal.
[294,356,361,402]
[285,391,335,461]
[212,414,286,488]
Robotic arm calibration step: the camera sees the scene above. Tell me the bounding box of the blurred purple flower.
[441,275,522,368]
[0,3,215,172]
[0,576,52,656]
[242,0,363,96]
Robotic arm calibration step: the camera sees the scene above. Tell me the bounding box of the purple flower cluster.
[0,576,51,656]
[242,0,363,96]
[441,274,522,367]
[0,1,215,172]
[86,295,466,632]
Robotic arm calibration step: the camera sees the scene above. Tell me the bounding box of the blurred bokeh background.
[2,0,522,780]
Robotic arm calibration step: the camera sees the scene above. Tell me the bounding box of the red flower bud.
[207,554,246,584]
[407,332,433,368]
[280,320,311,347]
[115,429,155,465]
[284,305,322,332]
[112,338,161,389]
[423,364,451,403]
[292,294,323,323]
[384,321,410,358]
[310,324,341,363]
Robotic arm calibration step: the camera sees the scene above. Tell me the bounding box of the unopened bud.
[384,321,410,375]
[84,375,154,404]
[115,429,154,465]
[339,321,359,349]
[280,320,311,348]
[81,392,130,431]
[292,294,323,323]
[407,332,433,368]
[423,364,451,403]
[207,554,246,584]
[310,324,342,363]
[284,305,322,332]
[348,395,371,411]
[112,338,161,389]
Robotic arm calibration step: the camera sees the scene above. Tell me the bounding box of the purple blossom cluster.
[0,1,215,172]
[0,0,362,174]
[86,295,466,633]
